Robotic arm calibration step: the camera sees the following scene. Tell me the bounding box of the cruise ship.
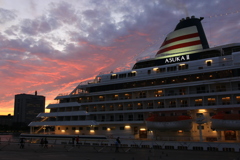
[29,16,240,143]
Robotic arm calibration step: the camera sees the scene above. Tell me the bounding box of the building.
[0,114,13,126]
[14,91,45,126]
[29,16,240,143]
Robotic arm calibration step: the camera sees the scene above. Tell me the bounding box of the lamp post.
[43,126,46,134]
[196,114,207,142]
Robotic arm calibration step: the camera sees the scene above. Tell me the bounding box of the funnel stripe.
[157,40,201,54]
[161,33,199,47]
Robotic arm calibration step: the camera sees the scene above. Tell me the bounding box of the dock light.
[125,125,131,129]
[90,130,95,133]
[107,128,111,131]
[205,60,212,63]
[140,128,146,131]
[198,109,206,113]
[157,90,162,93]
[75,130,80,133]
[61,130,65,133]
[153,68,158,71]
[178,130,183,133]
[179,64,185,66]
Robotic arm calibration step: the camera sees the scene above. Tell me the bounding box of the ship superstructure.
[29,16,240,142]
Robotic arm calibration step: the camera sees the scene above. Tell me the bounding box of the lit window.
[206,60,212,66]
[110,74,118,79]
[222,97,230,105]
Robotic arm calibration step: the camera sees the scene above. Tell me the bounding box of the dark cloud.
[20,16,60,35]
[0,8,16,24]
[48,1,78,24]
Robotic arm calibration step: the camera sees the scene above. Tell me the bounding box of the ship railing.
[57,90,89,97]
[99,58,235,77]
[136,55,155,62]
[57,92,69,96]
[30,116,52,122]
[2,136,240,153]
[77,84,238,100]
[98,67,132,75]
[57,59,236,97]
[154,136,234,142]
[188,86,239,95]
[47,102,59,105]
[9,135,238,143]
[78,79,98,85]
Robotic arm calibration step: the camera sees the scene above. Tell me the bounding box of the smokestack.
[155,16,209,57]
[35,90,37,96]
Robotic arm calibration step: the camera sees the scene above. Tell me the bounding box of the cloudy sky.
[0,0,240,115]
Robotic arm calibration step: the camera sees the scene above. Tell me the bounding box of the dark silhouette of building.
[0,114,13,126]
[13,91,45,127]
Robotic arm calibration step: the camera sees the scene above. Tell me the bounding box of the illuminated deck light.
[125,125,131,129]
[198,109,206,113]
[140,128,146,131]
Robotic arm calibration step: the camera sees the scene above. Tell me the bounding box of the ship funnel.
[155,16,209,58]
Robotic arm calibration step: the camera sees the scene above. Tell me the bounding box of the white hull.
[146,119,192,130]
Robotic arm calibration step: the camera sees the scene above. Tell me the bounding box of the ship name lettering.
[165,55,190,64]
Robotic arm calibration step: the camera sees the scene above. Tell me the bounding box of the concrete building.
[13,91,45,126]
[0,114,13,126]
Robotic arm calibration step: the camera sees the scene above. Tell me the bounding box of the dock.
[0,140,239,160]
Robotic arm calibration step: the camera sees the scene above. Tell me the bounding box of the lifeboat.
[211,112,240,130]
[146,114,192,130]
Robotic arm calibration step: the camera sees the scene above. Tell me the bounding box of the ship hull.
[211,119,240,130]
[146,119,192,130]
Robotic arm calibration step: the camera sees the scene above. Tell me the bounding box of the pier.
[0,137,240,160]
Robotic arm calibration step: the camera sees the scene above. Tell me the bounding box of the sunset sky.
[1,0,240,115]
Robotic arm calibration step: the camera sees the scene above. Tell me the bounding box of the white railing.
[57,92,69,96]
